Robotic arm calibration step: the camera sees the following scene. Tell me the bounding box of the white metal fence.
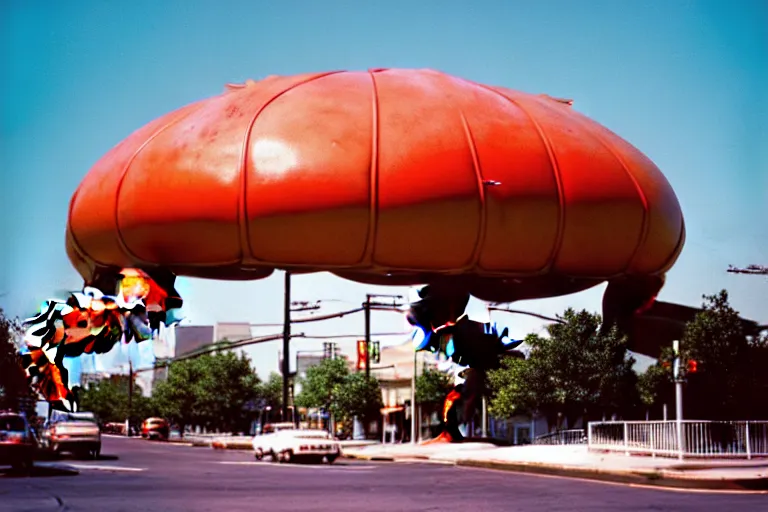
[588,420,768,459]
[533,429,587,445]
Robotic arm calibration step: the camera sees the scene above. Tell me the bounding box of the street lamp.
[673,339,684,460]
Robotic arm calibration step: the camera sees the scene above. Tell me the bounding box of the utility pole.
[128,359,133,436]
[282,271,291,422]
[411,348,417,444]
[281,272,323,423]
[364,295,371,378]
[363,293,404,379]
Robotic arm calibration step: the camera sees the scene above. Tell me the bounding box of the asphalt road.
[0,436,765,512]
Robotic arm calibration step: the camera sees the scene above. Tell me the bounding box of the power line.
[727,264,768,276]
[488,307,565,324]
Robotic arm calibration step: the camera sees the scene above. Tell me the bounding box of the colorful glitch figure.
[19,268,183,412]
[407,284,524,443]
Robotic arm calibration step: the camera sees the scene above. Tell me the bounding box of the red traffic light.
[357,340,367,370]
[687,359,698,373]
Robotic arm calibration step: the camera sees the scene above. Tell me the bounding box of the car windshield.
[0,415,26,432]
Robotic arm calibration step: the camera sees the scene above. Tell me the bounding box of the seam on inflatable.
[66,188,100,276]
[475,84,566,274]
[460,112,487,272]
[113,102,207,267]
[362,69,381,268]
[555,102,651,275]
[239,71,344,266]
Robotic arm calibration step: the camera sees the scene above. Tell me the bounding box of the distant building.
[79,372,110,390]
[632,300,764,357]
[173,325,215,356]
[152,322,258,389]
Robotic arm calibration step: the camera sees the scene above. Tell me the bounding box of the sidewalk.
[342,443,768,491]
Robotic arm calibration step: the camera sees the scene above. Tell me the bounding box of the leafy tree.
[636,363,673,419]
[294,357,349,411]
[415,367,453,404]
[193,351,261,432]
[153,359,201,435]
[332,373,382,429]
[487,309,639,431]
[679,290,767,420]
[0,309,35,417]
[256,372,283,411]
[79,376,156,426]
[487,354,536,419]
[153,350,261,434]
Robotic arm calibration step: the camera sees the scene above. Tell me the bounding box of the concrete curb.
[456,459,768,491]
[341,452,768,491]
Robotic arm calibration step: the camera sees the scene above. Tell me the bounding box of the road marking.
[218,461,375,470]
[398,458,452,465]
[65,464,146,472]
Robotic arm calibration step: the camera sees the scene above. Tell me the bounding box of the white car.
[252,429,340,464]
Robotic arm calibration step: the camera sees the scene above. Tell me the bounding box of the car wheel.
[326,454,338,464]
[254,448,263,461]
[280,450,292,463]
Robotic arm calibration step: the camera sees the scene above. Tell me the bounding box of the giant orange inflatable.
[66,68,684,309]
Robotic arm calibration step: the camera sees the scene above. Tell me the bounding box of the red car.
[141,418,170,441]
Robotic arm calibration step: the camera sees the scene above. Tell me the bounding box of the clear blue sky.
[2,1,766,382]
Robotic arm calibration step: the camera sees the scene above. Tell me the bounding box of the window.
[0,415,26,432]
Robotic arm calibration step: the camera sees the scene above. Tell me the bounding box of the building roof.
[214,322,252,343]
[631,300,764,357]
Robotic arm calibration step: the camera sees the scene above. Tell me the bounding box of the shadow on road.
[1,465,79,479]
[36,453,119,462]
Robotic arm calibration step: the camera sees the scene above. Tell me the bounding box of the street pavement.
[0,436,766,512]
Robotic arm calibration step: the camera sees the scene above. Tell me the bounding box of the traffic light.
[356,340,367,370]
[324,342,340,360]
[687,359,698,373]
[371,341,381,364]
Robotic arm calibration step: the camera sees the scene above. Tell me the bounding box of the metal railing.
[533,429,587,445]
[588,420,768,459]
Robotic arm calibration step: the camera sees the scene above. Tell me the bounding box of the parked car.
[0,411,37,471]
[261,422,297,435]
[40,411,101,459]
[252,429,340,464]
[141,418,170,441]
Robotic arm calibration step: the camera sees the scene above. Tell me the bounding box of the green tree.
[636,363,673,419]
[153,359,201,435]
[332,373,382,429]
[487,354,536,419]
[487,309,638,431]
[256,372,283,411]
[79,376,156,425]
[415,367,453,404]
[153,350,261,435]
[294,357,349,411]
[0,309,35,417]
[679,290,767,420]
